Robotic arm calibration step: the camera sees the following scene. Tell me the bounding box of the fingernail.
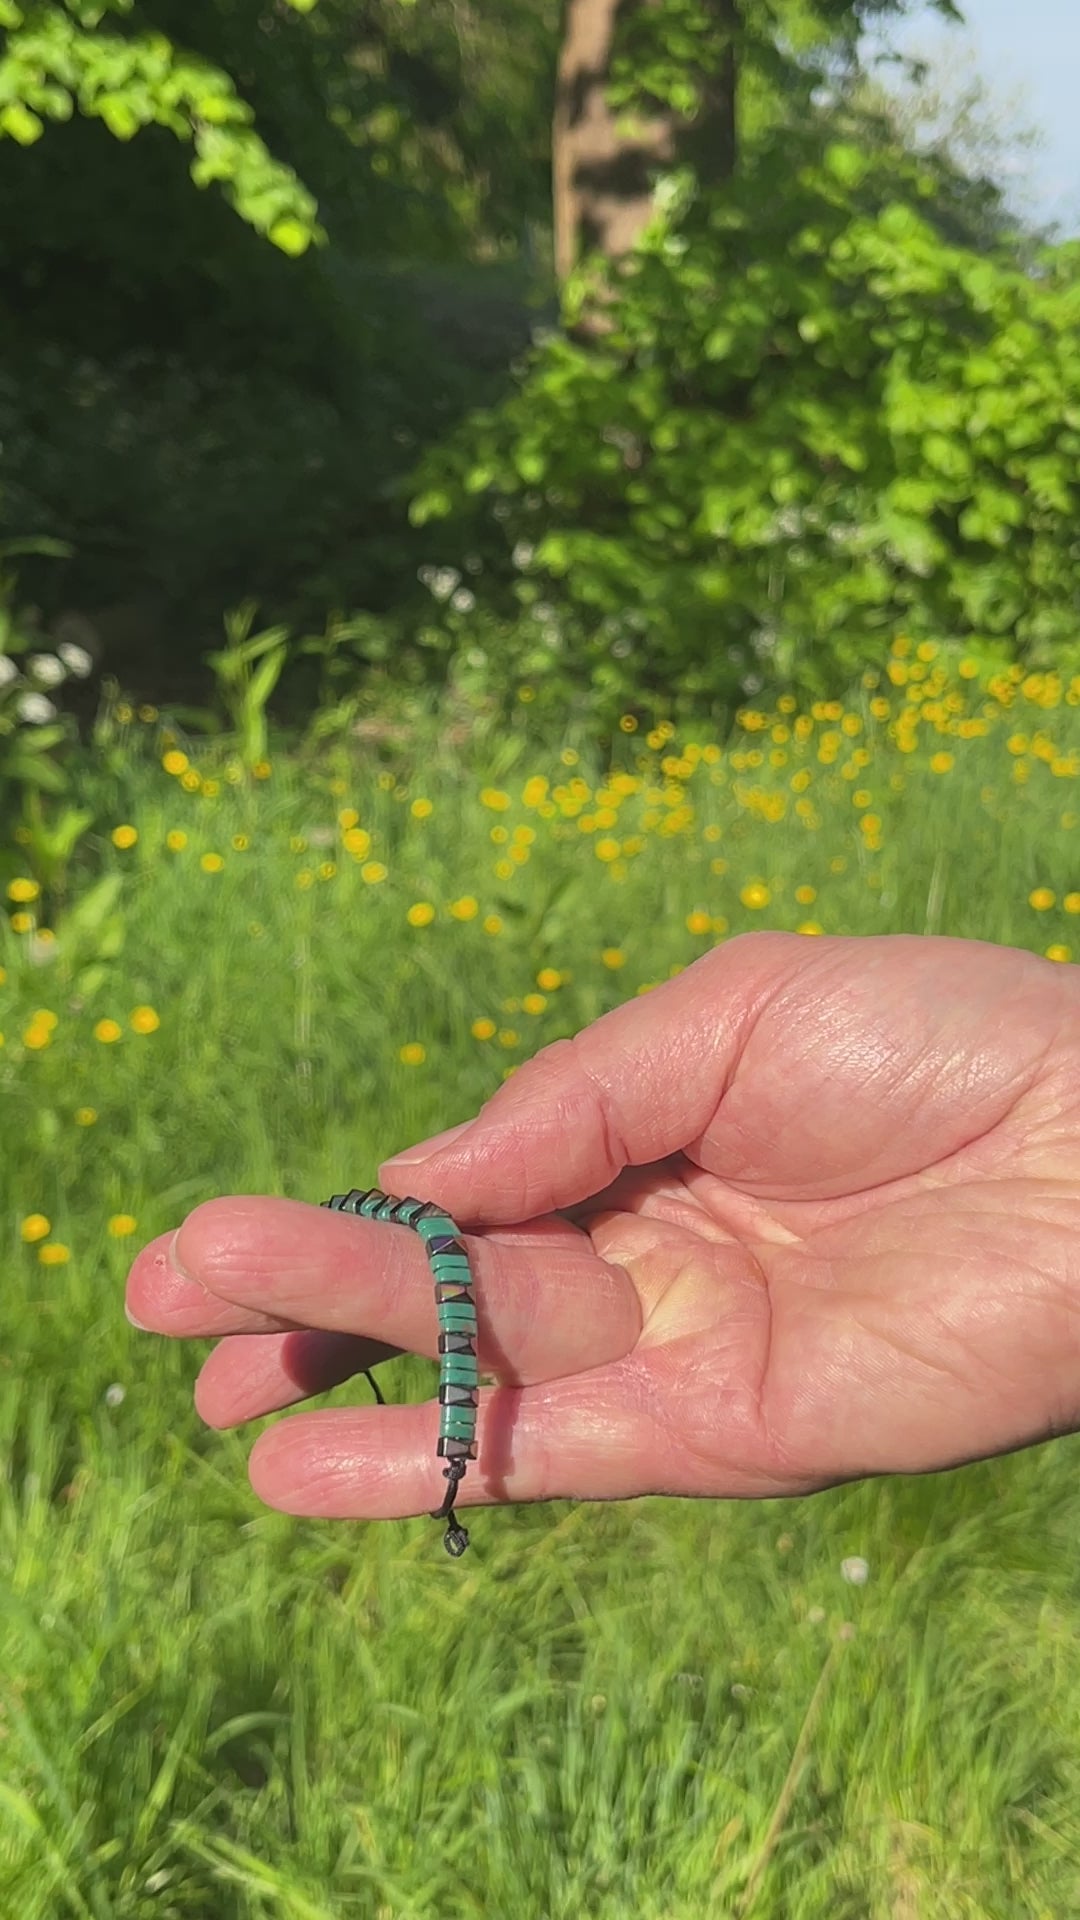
[382,1118,474,1169]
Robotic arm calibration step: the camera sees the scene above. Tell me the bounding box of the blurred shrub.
[405,110,1080,730]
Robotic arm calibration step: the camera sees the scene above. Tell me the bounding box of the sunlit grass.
[4,644,1080,1915]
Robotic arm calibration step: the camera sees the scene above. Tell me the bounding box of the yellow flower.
[290,836,307,854]
[1029,888,1056,911]
[338,808,360,830]
[343,827,372,857]
[252,760,272,780]
[296,870,314,890]
[449,896,478,920]
[794,885,817,905]
[7,876,40,903]
[601,948,626,969]
[329,778,347,797]
[536,968,561,991]
[686,910,712,935]
[399,1042,426,1065]
[0,967,5,984]
[498,1029,520,1047]
[116,702,134,724]
[1064,894,1080,915]
[522,993,547,1015]
[112,825,138,849]
[138,704,158,723]
[32,1008,58,1030]
[200,853,224,873]
[483,914,503,935]
[471,1017,496,1040]
[494,859,515,881]
[595,837,621,862]
[108,1214,138,1237]
[619,714,638,732]
[490,825,509,845]
[522,777,548,808]
[232,835,250,852]
[930,752,954,774]
[74,1108,98,1126]
[407,902,436,928]
[798,922,824,936]
[1046,945,1071,963]
[361,861,388,885]
[561,747,581,765]
[480,788,511,811]
[852,789,872,808]
[411,798,433,819]
[162,750,189,775]
[20,1213,50,1243]
[180,770,201,792]
[23,1024,51,1050]
[39,1242,71,1265]
[166,830,187,852]
[130,1006,160,1034]
[201,779,220,798]
[740,881,771,910]
[318,861,336,881]
[94,1018,122,1044]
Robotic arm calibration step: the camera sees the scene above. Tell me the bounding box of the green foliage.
[0,0,322,249]
[0,542,99,900]
[405,108,1080,731]
[0,0,560,672]
[202,601,289,773]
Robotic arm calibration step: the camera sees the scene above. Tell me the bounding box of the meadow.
[4,638,1080,1918]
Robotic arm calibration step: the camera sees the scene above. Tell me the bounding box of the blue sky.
[867,0,1080,234]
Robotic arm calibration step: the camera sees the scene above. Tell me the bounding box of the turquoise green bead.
[440,1413,476,1438]
[416,1216,455,1241]
[442,1360,479,1386]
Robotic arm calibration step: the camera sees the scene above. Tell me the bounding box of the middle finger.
[126,1193,642,1389]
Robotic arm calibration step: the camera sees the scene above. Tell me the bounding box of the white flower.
[420,566,461,602]
[0,654,19,690]
[105,1383,126,1407]
[27,652,66,688]
[840,1555,869,1586]
[15,691,57,725]
[27,934,59,967]
[450,588,475,614]
[512,541,535,569]
[57,641,93,678]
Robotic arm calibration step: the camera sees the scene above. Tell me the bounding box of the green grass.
[4,654,1080,1918]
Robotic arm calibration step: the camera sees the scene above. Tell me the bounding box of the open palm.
[125,932,1080,1522]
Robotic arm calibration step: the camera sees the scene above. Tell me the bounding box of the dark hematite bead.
[428,1234,465,1256]
[438,1331,476,1355]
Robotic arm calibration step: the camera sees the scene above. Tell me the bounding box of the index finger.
[125,1194,643,1386]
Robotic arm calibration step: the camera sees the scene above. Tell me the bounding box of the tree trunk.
[552,0,739,302]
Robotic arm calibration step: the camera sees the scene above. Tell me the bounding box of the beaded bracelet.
[320,1186,478,1557]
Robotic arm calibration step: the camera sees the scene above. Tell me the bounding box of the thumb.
[377,931,797,1224]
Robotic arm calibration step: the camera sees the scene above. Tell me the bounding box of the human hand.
[125,932,1080,1524]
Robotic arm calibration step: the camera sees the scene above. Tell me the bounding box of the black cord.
[431,1457,470,1557]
